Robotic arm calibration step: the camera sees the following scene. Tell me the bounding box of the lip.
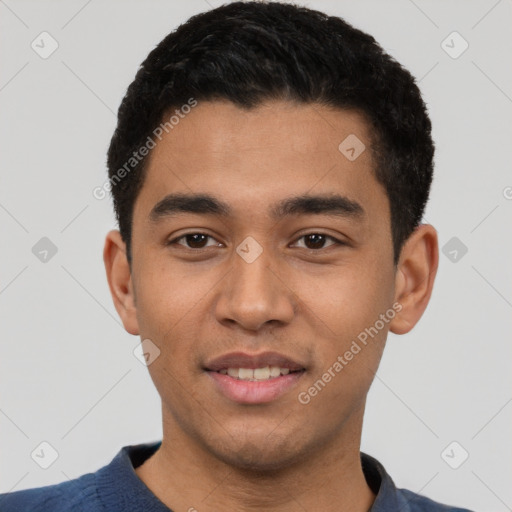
[204,351,305,372]
[206,370,305,404]
[204,351,306,404]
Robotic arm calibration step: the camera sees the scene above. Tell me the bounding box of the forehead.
[135,100,388,224]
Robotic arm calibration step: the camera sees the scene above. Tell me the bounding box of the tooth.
[239,368,254,380]
[269,366,281,378]
[225,366,294,380]
[254,366,270,379]
[227,368,239,378]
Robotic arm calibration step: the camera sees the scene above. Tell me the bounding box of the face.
[110,100,409,471]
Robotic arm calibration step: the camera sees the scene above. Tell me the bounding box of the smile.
[204,351,306,404]
[218,366,299,381]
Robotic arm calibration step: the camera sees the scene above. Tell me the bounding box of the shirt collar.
[96,441,410,511]
[361,452,407,511]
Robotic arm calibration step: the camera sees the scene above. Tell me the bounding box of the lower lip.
[206,371,305,404]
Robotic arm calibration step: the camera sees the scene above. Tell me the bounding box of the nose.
[214,243,295,332]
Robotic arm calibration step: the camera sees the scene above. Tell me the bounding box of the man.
[0,1,474,511]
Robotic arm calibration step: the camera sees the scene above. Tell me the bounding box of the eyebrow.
[149,192,365,223]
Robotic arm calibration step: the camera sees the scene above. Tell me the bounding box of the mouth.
[204,351,306,404]
[216,366,302,381]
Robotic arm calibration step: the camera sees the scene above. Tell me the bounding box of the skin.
[103,100,438,512]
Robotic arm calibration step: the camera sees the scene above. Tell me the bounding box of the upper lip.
[204,351,305,372]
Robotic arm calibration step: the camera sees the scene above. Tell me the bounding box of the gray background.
[1,1,511,510]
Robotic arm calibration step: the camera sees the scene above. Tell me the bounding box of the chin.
[219,448,300,473]
[204,432,308,473]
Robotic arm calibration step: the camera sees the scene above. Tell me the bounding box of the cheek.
[134,258,210,338]
[296,262,393,344]
[294,261,394,407]
[132,263,206,410]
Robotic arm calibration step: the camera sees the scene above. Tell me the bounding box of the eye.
[167,232,345,251]
[168,232,222,250]
[292,233,344,250]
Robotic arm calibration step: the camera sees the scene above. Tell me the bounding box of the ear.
[389,224,439,335]
[103,229,140,335]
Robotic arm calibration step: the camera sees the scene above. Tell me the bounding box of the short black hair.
[107,0,434,266]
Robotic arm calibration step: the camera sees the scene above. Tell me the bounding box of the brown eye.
[169,233,220,249]
[293,233,341,250]
[304,234,327,249]
[184,234,209,248]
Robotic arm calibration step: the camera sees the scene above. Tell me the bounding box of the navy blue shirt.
[0,441,474,511]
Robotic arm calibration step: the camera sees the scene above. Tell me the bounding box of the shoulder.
[0,472,101,512]
[360,452,475,512]
[0,442,162,512]
[397,488,475,512]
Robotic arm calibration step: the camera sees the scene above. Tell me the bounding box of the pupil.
[187,234,207,248]
[306,234,325,249]
[184,234,326,249]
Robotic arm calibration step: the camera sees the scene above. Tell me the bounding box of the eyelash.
[167,232,345,251]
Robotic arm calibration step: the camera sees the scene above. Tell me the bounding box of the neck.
[136,406,375,512]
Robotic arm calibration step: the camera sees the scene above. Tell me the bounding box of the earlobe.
[389,224,439,335]
[103,230,140,336]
